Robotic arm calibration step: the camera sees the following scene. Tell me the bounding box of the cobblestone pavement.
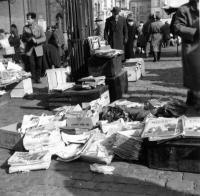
[0,47,200,196]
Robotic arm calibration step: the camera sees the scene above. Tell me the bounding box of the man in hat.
[104,7,128,50]
[94,17,105,40]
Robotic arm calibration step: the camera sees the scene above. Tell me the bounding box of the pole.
[8,0,11,29]
[22,0,26,25]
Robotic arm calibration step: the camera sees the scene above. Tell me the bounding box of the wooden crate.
[145,138,200,173]
[0,123,24,151]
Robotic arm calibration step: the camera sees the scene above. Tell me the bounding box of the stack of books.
[75,76,105,89]
[8,151,51,173]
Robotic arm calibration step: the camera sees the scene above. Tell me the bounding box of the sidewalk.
[0,46,200,196]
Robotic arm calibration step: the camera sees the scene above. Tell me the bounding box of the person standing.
[22,12,46,83]
[173,0,199,107]
[149,13,164,62]
[143,15,154,58]
[162,21,171,47]
[104,7,128,50]
[8,24,21,63]
[94,17,105,40]
[125,14,138,59]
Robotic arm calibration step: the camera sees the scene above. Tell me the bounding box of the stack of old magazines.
[8,151,51,173]
[141,116,200,141]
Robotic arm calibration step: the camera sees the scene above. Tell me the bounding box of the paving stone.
[166,179,195,193]
[159,171,183,181]
[183,173,200,184]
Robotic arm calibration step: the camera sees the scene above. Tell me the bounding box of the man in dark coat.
[162,21,171,47]
[149,13,164,62]
[143,14,154,57]
[173,0,199,107]
[104,7,128,50]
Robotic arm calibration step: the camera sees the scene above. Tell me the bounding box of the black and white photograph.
[0,0,199,195]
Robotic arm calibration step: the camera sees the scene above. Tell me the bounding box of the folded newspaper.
[8,151,51,173]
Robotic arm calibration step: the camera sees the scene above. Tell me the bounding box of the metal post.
[22,0,26,25]
[8,0,11,28]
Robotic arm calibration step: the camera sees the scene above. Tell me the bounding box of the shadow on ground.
[53,160,192,196]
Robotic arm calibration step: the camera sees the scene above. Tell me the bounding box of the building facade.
[129,0,170,22]
[0,0,48,33]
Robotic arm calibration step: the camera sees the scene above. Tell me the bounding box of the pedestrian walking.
[104,7,128,50]
[143,15,154,58]
[173,0,199,107]
[162,21,171,47]
[125,14,138,59]
[22,12,46,83]
[149,13,164,62]
[137,21,145,55]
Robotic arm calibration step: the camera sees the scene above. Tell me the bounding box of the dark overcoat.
[173,2,199,90]
[149,20,164,52]
[104,15,128,50]
[125,23,138,59]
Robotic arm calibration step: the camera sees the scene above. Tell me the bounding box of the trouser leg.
[28,52,36,80]
[153,52,157,62]
[157,51,161,61]
[35,56,42,81]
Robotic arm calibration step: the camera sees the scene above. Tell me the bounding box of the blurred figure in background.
[8,24,21,63]
[94,17,105,40]
[173,0,199,107]
[143,14,154,58]
[104,7,128,50]
[125,14,138,59]
[162,21,171,47]
[149,13,164,62]
[45,25,62,68]
[137,21,145,55]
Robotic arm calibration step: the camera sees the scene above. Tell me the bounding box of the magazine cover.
[8,151,51,166]
[183,117,200,137]
[142,117,182,141]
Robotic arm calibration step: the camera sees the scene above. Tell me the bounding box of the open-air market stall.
[0,59,32,102]
[4,94,200,174]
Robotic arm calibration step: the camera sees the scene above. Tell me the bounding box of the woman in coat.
[149,14,164,62]
[173,0,199,107]
[125,14,138,59]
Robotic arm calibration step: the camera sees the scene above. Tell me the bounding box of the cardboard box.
[46,68,70,91]
[124,65,141,82]
[124,58,145,77]
[0,123,24,151]
[88,54,123,77]
[10,78,33,98]
[65,111,99,130]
